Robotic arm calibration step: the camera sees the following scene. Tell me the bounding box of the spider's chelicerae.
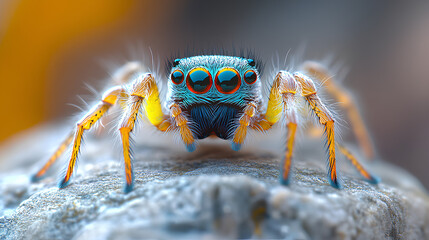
[32,55,379,193]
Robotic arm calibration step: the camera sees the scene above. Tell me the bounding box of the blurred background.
[0,1,428,187]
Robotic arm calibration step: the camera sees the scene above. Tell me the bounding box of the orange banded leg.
[281,122,297,185]
[119,73,165,193]
[59,86,125,188]
[170,103,195,152]
[231,102,257,151]
[260,71,302,184]
[257,71,301,184]
[279,73,299,185]
[338,144,380,184]
[280,94,298,185]
[264,71,300,184]
[294,73,341,188]
[303,61,374,159]
[119,96,142,193]
[98,62,143,132]
[31,130,74,182]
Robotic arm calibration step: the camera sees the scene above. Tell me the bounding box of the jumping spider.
[32,55,379,193]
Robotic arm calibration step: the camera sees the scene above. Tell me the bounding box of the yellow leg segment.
[59,86,125,188]
[294,73,341,188]
[338,144,379,184]
[118,73,166,193]
[303,61,374,159]
[265,71,298,124]
[265,74,283,125]
[231,102,257,151]
[31,130,74,181]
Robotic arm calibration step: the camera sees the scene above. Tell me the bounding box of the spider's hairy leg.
[170,103,196,152]
[302,61,375,159]
[231,102,258,151]
[303,124,379,184]
[294,72,341,188]
[112,61,142,85]
[262,71,299,185]
[32,62,144,182]
[337,144,380,184]
[31,130,74,182]
[59,86,125,188]
[119,73,166,193]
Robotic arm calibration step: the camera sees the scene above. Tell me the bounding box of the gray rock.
[0,125,428,240]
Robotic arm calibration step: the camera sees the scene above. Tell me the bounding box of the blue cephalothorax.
[32,54,380,193]
[166,55,262,144]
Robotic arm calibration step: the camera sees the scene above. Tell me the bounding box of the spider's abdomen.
[188,104,240,140]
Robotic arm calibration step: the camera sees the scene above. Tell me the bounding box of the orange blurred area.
[0,0,135,142]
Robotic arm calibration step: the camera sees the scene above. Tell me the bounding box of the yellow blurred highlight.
[0,0,134,142]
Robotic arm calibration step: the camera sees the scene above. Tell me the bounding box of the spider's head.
[165,55,262,141]
[166,55,262,110]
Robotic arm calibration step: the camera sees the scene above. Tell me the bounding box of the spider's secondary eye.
[171,70,184,84]
[244,70,257,84]
[173,58,181,67]
[247,59,255,67]
[186,68,212,94]
[215,68,241,94]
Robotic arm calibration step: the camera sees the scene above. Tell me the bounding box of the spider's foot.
[231,142,241,151]
[279,167,291,185]
[365,175,381,185]
[30,174,44,183]
[279,176,291,186]
[58,178,71,189]
[328,177,342,189]
[185,143,196,152]
[124,183,134,194]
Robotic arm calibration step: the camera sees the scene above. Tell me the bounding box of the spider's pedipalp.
[169,103,195,152]
[231,101,258,151]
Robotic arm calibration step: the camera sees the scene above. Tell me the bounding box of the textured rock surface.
[0,125,428,240]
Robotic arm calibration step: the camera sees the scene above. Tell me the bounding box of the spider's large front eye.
[186,68,212,94]
[244,70,257,84]
[171,70,184,84]
[215,68,241,94]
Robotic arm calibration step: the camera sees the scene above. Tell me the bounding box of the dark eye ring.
[244,70,257,84]
[171,70,184,84]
